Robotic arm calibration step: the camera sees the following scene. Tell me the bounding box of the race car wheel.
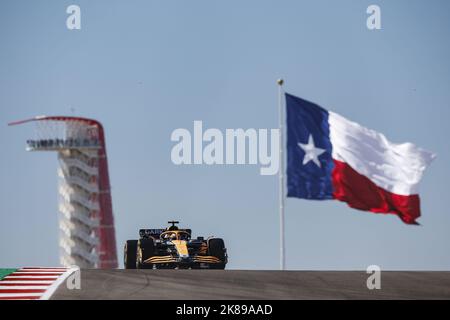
[207,238,226,270]
[137,238,154,269]
[124,240,138,269]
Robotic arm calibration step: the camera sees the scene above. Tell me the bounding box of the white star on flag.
[298,134,326,167]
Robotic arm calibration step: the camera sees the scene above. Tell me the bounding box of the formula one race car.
[124,221,228,269]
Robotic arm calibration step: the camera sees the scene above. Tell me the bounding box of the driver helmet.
[162,233,170,240]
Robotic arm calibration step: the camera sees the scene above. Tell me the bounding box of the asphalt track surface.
[51,270,450,299]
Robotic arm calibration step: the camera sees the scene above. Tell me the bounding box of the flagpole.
[277,78,285,270]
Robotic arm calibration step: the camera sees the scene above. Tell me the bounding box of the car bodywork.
[124,221,227,269]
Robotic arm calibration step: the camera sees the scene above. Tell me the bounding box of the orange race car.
[124,221,227,269]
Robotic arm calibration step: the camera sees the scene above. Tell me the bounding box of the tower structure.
[9,116,118,268]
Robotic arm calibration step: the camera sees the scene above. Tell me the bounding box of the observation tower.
[9,116,118,269]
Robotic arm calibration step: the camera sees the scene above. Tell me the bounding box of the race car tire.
[137,238,154,269]
[207,238,226,270]
[124,240,138,269]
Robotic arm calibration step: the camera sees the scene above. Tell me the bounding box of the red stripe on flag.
[332,159,420,225]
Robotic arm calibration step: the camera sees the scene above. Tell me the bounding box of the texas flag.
[286,93,436,225]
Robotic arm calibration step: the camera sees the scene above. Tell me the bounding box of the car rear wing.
[139,229,165,239]
[181,229,192,235]
[139,228,192,239]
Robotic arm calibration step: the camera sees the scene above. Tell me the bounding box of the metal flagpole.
[277,78,285,270]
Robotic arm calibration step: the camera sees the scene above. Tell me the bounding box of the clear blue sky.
[1,0,449,270]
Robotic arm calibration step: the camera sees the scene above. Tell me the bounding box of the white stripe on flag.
[328,111,436,195]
